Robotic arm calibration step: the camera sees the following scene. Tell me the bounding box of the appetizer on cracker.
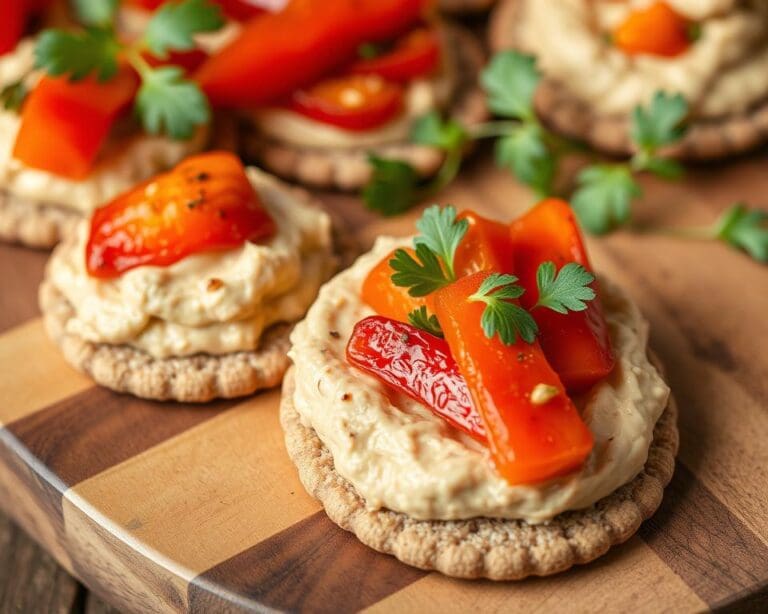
[40,151,339,402]
[282,202,676,579]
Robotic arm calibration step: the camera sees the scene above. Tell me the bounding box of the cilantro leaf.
[469,273,538,345]
[480,51,539,120]
[390,243,451,297]
[631,91,688,152]
[413,205,469,281]
[572,164,641,235]
[72,0,119,26]
[135,66,209,139]
[411,111,467,150]
[715,203,768,262]
[495,123,555,196]
[35,27,120,81]
[0,80,28,111]
[534,261,596,314]
[145,0,225,57]
[408,306,443,337]
[363,155,419,216]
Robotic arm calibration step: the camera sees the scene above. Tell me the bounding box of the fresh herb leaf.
[413,205,469,281]
[638,156,684,180]
[135,66,209,138]
[572,164,641,234]
[631,91,688,152]
[715,203,768,262]
[469,273,538,345]
[0,80,28,111]
[411,111,467,150]
[35,27,120,81]
[144,0,225,57]
[480,51,539,120]
[534,261,595,314]
[495,123,555,196]
[72,0,119,27]
[390,243,451,297]
[408,306,443,337]
[363,155,419,216]
[357,42,382,60]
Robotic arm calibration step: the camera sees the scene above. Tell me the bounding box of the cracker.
[241,22,488,191]
[0,191,81,249]
[489,0,768,160]
[280,365,678,580]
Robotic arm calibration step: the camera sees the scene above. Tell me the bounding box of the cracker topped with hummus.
[281,202,677,579]
[489,0,768,159]
[40,151,340,402]
[195,0,487,190]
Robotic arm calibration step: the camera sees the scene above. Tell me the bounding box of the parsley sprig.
[33,0,224,139]
[468,273,538,344]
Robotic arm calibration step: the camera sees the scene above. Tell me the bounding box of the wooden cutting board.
[1,150,767,613]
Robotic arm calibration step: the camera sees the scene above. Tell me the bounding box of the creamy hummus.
[247,25,460,149]
[48,168,336,358]
[0,39,208,214]
[516,0,768,118]
[289,237,670,523]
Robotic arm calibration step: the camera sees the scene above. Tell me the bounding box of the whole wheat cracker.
[0,191,81,249]
[488,0,768,160]
[240,22,488,191]
[280,364,678,580]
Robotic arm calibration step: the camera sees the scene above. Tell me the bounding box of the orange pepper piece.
[433,271,594,485]
[613,1,693,58]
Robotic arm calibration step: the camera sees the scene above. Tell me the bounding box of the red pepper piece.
[348,27,440,83]
[434,271,594,485]
[510,199,615,392]
[613,1,693,58]
[347,315,486,442]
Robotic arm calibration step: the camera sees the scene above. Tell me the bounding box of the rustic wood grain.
[0,244,46,334]
[0,148,766,612]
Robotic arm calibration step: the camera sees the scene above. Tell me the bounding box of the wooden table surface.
[0,146,767,613]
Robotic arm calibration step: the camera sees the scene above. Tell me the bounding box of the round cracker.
[241,22,488,191]
[280,365,678,580]
[488,0,768,160]
[0,192,81,249]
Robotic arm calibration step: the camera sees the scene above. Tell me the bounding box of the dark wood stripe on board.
[1,386,236,514]
[639,462,768,609]
[188,511,427,613]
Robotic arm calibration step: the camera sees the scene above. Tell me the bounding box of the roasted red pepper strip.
[613,1,692,58]
[348,27,440,82]
[434,271,594,485]
[196,0,428,108]
[13,67,140,180]
[347,316,486,442]
[510,199,615,392]
[0,0,26,55]
[86,151,275,278]
[127,0,267,21]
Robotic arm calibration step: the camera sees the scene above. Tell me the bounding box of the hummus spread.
[289,238,670,523]
[247,26,460,149]
[516,0,768,118]
[48,168,336,359]
[0,40,208,214]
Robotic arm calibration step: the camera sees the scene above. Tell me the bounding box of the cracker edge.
[241,21,489,191]
[0,195,81,249]
[488,0,768,160]
[279,362,679,580]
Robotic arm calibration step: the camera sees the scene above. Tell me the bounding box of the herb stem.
[125,45,153,79]
[468,120,521,140]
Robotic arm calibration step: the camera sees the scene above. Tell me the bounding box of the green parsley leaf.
[534,261,596,314]
[495,123,555,196]
[363,155,419,216]
[639,156,685,180]
[413,204,469,281]
[135,66,209,139]
[408,306,443,337]
[572,164,641,235]
[0,80,28,112]
[35,27,120,81]
[631,91,688,152]
[714,203,768,263]
[72,0,119,27]
[411,111,467,150]
[480,51,539,120]
[469,273,538,345]
[144,0,225,58]
[390,243,451,297]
